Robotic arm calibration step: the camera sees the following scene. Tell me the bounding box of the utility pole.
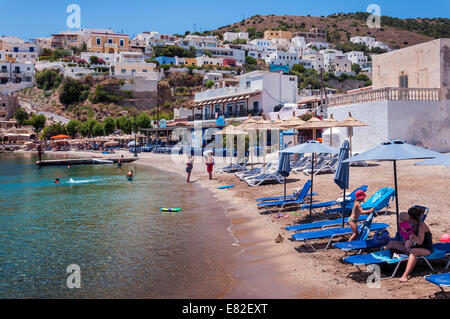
[319,68,324,117]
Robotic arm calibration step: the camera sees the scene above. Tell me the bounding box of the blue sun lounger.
[257,180,311,214]
[425,273,450,296]
[334,205,429,253]
[285,214,369,232]
[343,243,450,280]
[256,181,317,202]
[291,213,389,251]
[324,187,396,217]
[299,185,368,212]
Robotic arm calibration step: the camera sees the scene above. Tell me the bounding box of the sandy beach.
[38,149,450,299]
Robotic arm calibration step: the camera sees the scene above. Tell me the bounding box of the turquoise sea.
[0,152,236,298]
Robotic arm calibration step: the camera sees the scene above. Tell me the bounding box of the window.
[399,75,408,88]
[120,39,124,47]
[96,38,101,45]
[121,69,126,74]
[108,38,113,44]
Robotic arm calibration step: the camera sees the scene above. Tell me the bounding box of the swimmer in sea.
[127,170,134,180]
[118,155,123,168]
[54,178,60,184]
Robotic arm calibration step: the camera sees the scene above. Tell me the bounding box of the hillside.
[214,12,450,49]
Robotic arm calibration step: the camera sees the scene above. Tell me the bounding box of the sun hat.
[355,190,367,200]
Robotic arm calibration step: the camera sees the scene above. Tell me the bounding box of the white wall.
[327,100,450,153]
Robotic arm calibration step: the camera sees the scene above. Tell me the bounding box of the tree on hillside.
[66,120,81,138]
[136,113,151,129]
[29,114,46,132]
[36,69,64,90]
[103,117,116,135]
[14,108,29,125]
[351,63,362,74]
[59,78,84,105]
[41,123,67,140]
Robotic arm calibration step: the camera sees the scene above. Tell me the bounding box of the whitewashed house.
[223,32,249,43]
[345,51,368,67]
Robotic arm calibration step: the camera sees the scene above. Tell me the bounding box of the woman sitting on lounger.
[348,190,375,242]
[386,206,433,282]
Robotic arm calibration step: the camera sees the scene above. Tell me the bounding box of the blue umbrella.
[343,139,441,233]
[278,152,291,200]
[281,140,340,216]
[416,154,450,167]
[334,140,350,227]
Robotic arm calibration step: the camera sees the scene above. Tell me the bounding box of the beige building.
[263,30,292,40]
[0,95,19,120]
[88,32,130,53]
[372,38,450,99]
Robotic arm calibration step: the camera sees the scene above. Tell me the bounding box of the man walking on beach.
[206,152,214,180]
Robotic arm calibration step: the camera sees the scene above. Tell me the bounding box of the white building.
[307,41,330,50]
[80,52,117,64]
[345,51,368,67]
[264,51,301,69]
[302,52,324,71]
[249,39,273,51]
[223,32,249,43]
[194,71,298,121]
[350,36,389,51]
[0,61,35,94]
[291,37,307,49]
[179,35,218,50]
[196,56,223,67]
[136,32,178,47]
[200,47,246,65]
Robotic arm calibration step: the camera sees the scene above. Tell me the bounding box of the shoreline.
[20,149,450,299]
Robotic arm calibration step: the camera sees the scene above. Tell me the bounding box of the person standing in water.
[37,144,43,162]
[186,156,193,183]
[127,170,134,181]
[54,178,60,184]
[206,152,214,180]
[118,155,124,168]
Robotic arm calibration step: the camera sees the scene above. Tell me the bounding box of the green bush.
[36,69,64,91]
[66,120,81,138]
[59,78,85,105]
[14,108,29,125]
[103,117,116,135]
[41,123,67,140]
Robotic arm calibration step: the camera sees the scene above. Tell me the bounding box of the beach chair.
[333,205,430,253]
[257,180,311,213]
[324,187,396,217]
[303,157,339,176]
[236,163,272,180]
[425,273,450,296]
[343,243,450,280]
[246,171,284,187]
[294,157,326,174]
[255,180,317,202]
[291,213,390,251]
[216,158,248,173]
[285,214,369,232]
[299,185,369,213]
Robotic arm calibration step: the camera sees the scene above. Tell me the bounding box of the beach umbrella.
[238,116,258,168]
[324,114,339,147]
[280,116,306,145]
[337,112,368,156]
[343,139,441,234]
[416,154,450,167]
[128,141,140,147]
[51,134,69,140]
[277,152,291,200]
[299,116,335,141]
[247,118,282,166]
[214,125,248,164]
[281,140,339,217]
[334,140,350,227]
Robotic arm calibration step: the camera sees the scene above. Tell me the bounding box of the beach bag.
[373,230,390,246]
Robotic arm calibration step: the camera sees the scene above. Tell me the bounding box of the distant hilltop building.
[293,28,327,44]
[350,36,389,51]
[264,30,292,41]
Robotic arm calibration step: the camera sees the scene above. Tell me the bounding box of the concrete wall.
[372,39,450,91]
[327,99,450,153]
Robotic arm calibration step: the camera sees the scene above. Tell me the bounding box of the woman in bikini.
[386,206,433,282]
[348,190,375,242]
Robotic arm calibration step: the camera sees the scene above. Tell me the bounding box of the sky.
[1,0,449,40]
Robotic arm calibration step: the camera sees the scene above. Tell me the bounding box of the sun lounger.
[285,214,369,232]
[324,187,395,217]
[299,185,369,212]
[246,171,284,187]
[425,273,450,296]
[216,159,248,173]
[255,180,317,202]
[291,213,389,251]
[334,205,429,253]
[343,243,450,280]
[303,157,339,176]
[257,180,311,213]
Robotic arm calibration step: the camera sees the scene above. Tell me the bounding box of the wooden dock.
[35,158,139,167]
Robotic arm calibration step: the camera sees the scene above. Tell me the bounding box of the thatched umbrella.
[324,114,340,147]
[247,118,283,165]
[299,116,335,142]
[214,125,248,164]
[280,116,306,145]
[337,112,368,156]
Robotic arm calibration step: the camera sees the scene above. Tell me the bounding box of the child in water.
[127,170,134,181]
[54,178,60,184]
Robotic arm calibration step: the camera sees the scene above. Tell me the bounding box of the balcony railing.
[328,87,441,107]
